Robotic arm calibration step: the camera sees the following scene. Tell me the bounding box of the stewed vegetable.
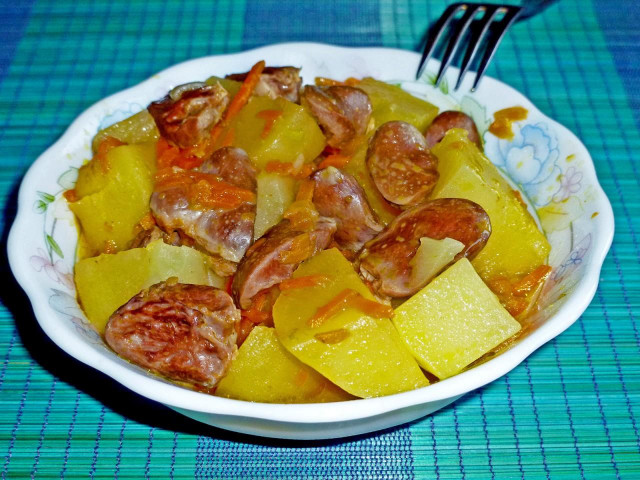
[66,62,550,400]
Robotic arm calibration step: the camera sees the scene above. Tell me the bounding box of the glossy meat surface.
[312,167,382,253]
[367,121,439,207]
[105,281,240,389]
[232,217,336,309]
[148,82,229,148]
[150,148,257,274]
[359,198,491,297]
[424,111,482,150]
[300,85,372,148]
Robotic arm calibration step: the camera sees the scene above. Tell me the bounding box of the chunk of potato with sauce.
[213,95,326,170]
[430,129,551,282]
[273,248,428,398]
[69,143,157,257]
[254,171,296,239]
[358,78,439,131]
[92,110,159,153]
[75,240,224,333]
[216,326,353,403]
[393,258,521,379]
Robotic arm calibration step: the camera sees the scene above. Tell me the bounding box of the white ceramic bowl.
[7,43,613,440]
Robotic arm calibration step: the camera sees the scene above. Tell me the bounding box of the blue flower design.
[490,123,561,206]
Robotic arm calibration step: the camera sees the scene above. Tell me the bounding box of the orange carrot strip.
[308,289,357,328]
[279,275,332,291]
[256,109,283,138]
[317,153,351,170]
[308,289,393,328]
[350,295,394,319]
[265,161,316,180]
[95,136,125,172]
[512,265,552,296]
[156,137,203,170]
[210,60,265,145]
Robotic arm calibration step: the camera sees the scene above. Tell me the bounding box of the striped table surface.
[1,0,639,478]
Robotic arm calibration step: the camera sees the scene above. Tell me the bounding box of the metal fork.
[416,2,524,91]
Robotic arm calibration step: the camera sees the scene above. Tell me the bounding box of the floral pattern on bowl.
[8,43,614,440]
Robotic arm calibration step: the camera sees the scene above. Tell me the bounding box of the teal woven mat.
[1,0,639,478]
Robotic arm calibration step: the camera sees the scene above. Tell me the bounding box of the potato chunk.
[92,110,159,153]
[254,171,296,239]
[357,78,439,131]
[393,258,521,379]
[69,143,156,256]
[273,248,428,398]
[430,129,551,281]
[213,95,325,170]
[216,326,353,403]
[75,240,224,333]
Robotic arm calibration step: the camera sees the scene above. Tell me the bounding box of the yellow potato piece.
[216,326,353,403]
[430,129,551,281]
[393,258,521,379]
[92,110,159,153]
[214,95,326,170]
[69,143,156,256]
[75,240,224,333]
[410,237,464,288]
[273,248,428,398]
[254,171,296,239]
[358,78,439,131]
[205,76,242,98]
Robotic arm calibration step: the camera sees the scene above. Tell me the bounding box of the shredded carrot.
[265,161,315,179]
[241,309,270,324]
[95,136,125,172]
[295,179,315,202]
[314,328,350,344]
[512,265,552,296]
[156,137,203,170]
[279,233,313,264]
[279,275,331,291]
[209,60,265,145]
[103,239,118,254]
[138,212,156,230]
[317,153,351,170]
[219,127,235,147]
[63,189,77,202]
[155,168,255,210]
[256,109,283,138]
[512,189,528,210]
[307,289,393,328]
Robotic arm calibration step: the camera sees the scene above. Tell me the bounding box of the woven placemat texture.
[1,0,639,478]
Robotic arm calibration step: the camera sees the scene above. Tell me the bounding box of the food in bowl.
[65,61,552,403]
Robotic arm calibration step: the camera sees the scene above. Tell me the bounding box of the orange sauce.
[488,106,528,140]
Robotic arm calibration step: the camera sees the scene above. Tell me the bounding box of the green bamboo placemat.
[1,0,638,478]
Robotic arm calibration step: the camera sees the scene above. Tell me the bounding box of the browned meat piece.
[232,217,336,309]
[104,281,240,389]
[424,111,482,150]
[148,82,229,148]
[366,121,439,207]
[199,147,257,192]
[359,198,491,298]
[300,85,372,148]
[150,148,257,275]
[311,167,383,253]
[227,66,302,103]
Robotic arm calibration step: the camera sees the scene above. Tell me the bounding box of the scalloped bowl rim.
[8,43,614,426]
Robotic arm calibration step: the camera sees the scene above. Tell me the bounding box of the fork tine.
[471,6,522,91]
[434,4,483,87]
[415,3,464,81]
[454,5,500,91]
